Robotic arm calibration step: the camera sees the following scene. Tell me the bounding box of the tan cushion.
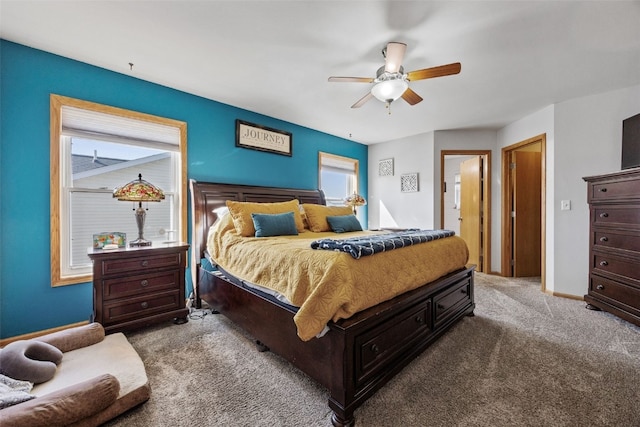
[36,323,105,353]
[301,204,353,232]
[32,333,147,400]
[226,199,305,236]
[0,374,119,427]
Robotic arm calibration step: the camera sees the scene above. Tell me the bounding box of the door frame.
[501,133,546,290]
[440,150,491,273]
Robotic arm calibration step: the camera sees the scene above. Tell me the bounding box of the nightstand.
[88,242,190,334]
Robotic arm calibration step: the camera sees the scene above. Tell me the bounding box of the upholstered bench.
[0,323,150,427]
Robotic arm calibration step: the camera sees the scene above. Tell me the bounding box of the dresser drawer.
[592,205,640,229]
[354,299,431,387]
[593,251,640,284]
[102,270,181,301]
[102,291,182,325]
[593,229,640,255]
[100,252,182,275]
[590,275,640,311]
[590,178,639,202]
[434,278,473,327]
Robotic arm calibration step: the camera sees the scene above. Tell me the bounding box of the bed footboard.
[199,265,475,426]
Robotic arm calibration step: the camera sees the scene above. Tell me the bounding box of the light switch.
[561,200,571,211]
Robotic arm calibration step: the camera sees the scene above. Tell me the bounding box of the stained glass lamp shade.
[113,173,165,247]
[344,193,367,214]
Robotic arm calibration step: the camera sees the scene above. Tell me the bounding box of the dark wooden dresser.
[583,168,640,326]
[88,242,190,333]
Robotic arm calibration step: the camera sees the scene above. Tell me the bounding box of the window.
[318,152,359,206]
[50,95,187,286]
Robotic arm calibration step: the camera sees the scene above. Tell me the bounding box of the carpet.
[105,273,640,426]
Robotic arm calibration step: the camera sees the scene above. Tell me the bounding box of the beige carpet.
[105,273,640,426]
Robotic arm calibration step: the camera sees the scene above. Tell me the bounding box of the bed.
[190,180,475,426]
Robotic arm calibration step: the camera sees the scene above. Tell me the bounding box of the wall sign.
[236,119,292,156]
[401,173,419,193]
[378,158,394,176]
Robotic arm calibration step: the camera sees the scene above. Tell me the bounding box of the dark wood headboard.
[189,179,325,276]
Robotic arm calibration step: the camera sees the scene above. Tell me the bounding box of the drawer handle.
[140,280,148,287]
[460,288,468,295]
[596,284,605,290]
[599,236,608,242]
[140,302,149,309]
[599,260,608,267]
[599,212,609,218]
[371,344,380,354]
[141,260,149,267]
[437,303,445,310]
[599,188,607,192]
[415,316,424,324]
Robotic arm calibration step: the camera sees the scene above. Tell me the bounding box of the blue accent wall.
[0,40,368,338]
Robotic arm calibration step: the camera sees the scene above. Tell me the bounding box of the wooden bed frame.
[190,180,475,426]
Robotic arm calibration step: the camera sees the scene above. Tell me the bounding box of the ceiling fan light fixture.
[370,74,408,103]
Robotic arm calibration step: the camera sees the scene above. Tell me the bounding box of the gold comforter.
[207,215,469,341]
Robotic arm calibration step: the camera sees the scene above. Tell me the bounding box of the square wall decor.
[378,158,394,176]
[401,173,419,193]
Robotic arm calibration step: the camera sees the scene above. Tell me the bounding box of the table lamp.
[344,193,367,214]
[113,173,165,247]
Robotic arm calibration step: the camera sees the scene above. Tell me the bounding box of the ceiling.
[2,1,639,145]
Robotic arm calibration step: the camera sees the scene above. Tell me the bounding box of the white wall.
[368,132,435,229]
[369,84,640,298]
[368,129,497,231]
[552,85,640,296]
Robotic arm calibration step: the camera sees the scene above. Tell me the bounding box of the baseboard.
[544,289,585,301]
[0,320,89,347]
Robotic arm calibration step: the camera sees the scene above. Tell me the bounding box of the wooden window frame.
[50,94,187,286]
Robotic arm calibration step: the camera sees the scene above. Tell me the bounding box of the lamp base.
[129,238,152,247]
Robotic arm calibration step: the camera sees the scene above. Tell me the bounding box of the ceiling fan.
[328,42,461,111]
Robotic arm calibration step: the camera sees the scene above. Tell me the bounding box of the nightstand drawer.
[100,252,182,275]
[102,291,182,325]
[103,270,181,301]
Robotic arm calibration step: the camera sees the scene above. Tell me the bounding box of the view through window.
[318,152,359,206]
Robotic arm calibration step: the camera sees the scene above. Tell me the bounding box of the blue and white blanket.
[310,229,456,259]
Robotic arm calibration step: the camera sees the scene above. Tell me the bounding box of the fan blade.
[406,62,461,81]
[328,76,374,83]
[384,42,407,73]
[351,92,373,108]
[401,88,423,105]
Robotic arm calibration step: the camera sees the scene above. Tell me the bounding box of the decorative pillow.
[299,204,310,229]
[301,204,354,232]
[0,340,63,384]
[226,199,305,237]
[327,214,363,233]
[251,212,299,237]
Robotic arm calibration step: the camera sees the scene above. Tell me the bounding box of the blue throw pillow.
[326,215,363,233]
[251,212,299,237]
